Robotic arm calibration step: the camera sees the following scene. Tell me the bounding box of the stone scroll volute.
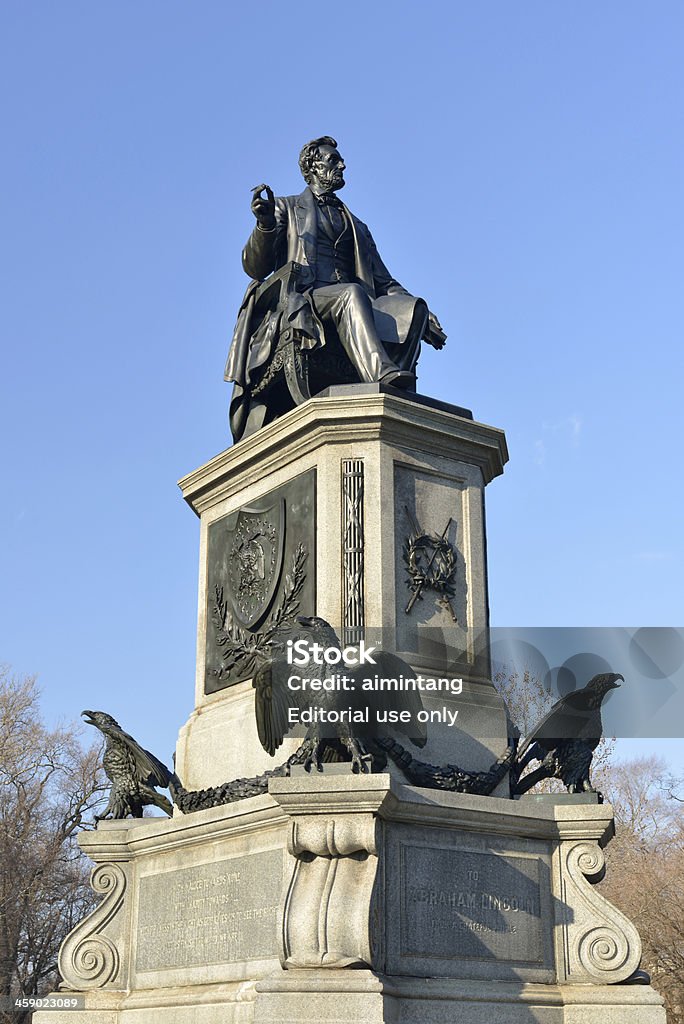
[554,839,642,985]
[58,863,128,991]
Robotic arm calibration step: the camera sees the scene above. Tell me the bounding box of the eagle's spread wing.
[520,692,592,752]
[253,660,293,756]
[108,722,172,787]
[518,673,622,759]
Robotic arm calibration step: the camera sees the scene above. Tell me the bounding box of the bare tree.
[495,667,684,1019]
[0,667,106,1024]
[599,757,684,1024]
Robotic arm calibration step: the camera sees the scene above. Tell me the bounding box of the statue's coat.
[225,187,418,441]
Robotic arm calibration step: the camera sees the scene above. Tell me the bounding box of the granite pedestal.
[35,390,664,1024]
[175,387,511,791]
[37,776,664,1024]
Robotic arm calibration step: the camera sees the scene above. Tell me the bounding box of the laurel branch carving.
[212,543,307,676]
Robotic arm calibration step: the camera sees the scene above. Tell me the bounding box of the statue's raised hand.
[251,184,276,230]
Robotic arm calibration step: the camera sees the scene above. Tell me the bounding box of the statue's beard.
[314,168,345,192]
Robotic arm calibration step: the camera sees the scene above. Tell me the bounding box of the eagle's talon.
[303,739,324,772]
[342,736,369,773]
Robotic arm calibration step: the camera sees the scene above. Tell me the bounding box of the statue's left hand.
[426,311,446,349]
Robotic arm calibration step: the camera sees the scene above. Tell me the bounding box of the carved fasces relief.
[58,863,127,991]
[205,470,316,692]
[281,815,382,970]
[554,840,642,984]
[341,458,365,647]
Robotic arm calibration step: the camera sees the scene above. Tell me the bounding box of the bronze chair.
[247,261,359,416]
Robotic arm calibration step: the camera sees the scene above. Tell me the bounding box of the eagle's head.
[296,615,342,648]
[584,673,624,707]
[82,710,121,735]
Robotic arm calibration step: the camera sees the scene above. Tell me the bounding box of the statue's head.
[299,136,345,193]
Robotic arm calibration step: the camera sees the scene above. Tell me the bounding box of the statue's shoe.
[380,370,416,390]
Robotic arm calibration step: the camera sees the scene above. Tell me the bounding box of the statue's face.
[310,145,346,193]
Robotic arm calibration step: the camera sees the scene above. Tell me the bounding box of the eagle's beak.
[297,616,314,627]
[609,674,624,689]
[81,710,95,723]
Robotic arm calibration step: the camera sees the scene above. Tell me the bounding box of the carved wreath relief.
[403,506,458,622]
[205,471,316,692]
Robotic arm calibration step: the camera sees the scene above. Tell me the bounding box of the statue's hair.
[299,136,338,184]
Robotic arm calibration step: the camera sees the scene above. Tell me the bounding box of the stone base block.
[35,778,665,1024]
[256,972,666,1024]
[35,973,665,1024]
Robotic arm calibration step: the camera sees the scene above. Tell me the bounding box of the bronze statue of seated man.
[225,135,446,443]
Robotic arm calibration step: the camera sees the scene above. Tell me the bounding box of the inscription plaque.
[135,850,282,972]
[401,844,544,964]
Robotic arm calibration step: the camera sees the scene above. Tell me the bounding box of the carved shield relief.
[204,470,316,693]
[226,499,285,630]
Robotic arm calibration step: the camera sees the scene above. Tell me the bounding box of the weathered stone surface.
[58,863,129,992]
[378,815,555,982]
[135,850,282,972]
[176,391,510,791]
[401,845,545,962]
[255,971,668,1024]
[36,780,665,1024]
[35,394,665,1024]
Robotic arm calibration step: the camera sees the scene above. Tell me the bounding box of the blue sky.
[1,2,682,772]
